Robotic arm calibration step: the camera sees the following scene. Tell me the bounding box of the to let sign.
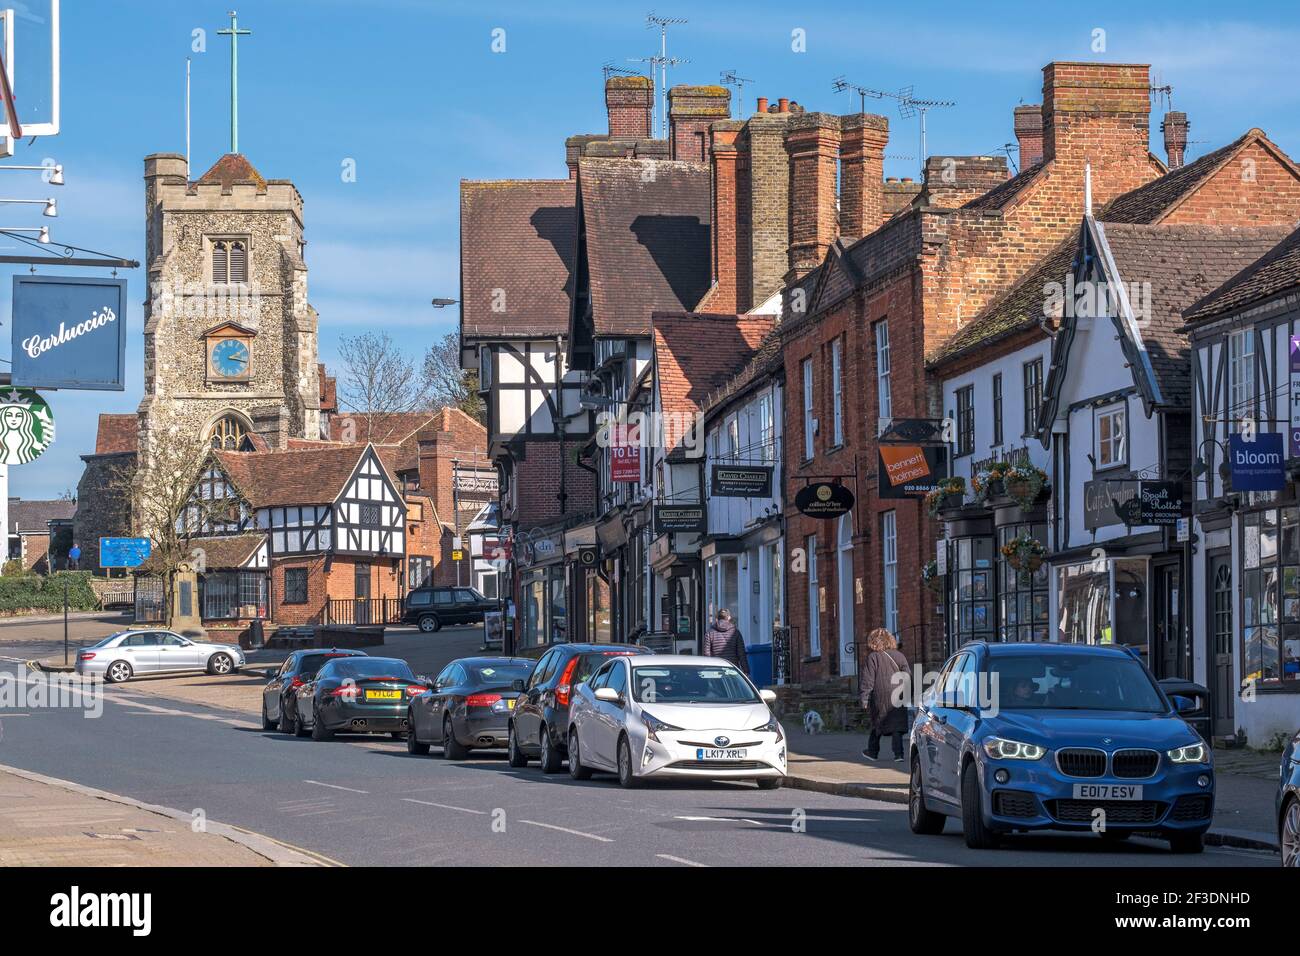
[12,276,128,390]
[609,423,640,482]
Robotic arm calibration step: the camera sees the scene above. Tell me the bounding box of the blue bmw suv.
[908,642,1213,853]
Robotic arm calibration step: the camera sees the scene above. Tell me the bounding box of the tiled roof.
[961,162,1044,210]
[8,498,76,532]
[460,180,576,338]
[652,313,774,421]
[930,132,1283,368]
[328,411,437,445]
[1099,222,1293,407]
[1184,223,1300,324]
[700,329,784,420]
[94,414,138,455]
[195,153,267,192]
[578,158,712,337]
[139,533,263,574]
[214,444,384,509]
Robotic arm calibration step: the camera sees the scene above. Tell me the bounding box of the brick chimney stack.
[839,113,890,241]
[921,155,1010,208]
[708,121,744,313]
[1162,111,1189,169]
[669,85,731,162]
[1014,104,1044,168]
[606,75,653,138]
[785,112,841,280]
[1041,62,1151,171]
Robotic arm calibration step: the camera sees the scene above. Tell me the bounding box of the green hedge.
[0,571,99,614]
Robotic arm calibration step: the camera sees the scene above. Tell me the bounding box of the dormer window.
[211,238,249,285]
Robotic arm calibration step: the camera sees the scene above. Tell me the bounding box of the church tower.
[138,151,321,453]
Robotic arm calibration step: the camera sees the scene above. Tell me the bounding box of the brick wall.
[1161,139,1300,223]
[605,76,653,138]
[669,85,730,163]
[508,438,595,530]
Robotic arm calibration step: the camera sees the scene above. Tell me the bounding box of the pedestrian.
[703,608,749,675]
[859,627,910,762]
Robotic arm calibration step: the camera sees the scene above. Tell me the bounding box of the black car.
[295,656,428,740]
[402,586,497,633]
[407,657,535,759]
[261,648,368,734]
[1279,728,1300,867]
[507,643,646,772]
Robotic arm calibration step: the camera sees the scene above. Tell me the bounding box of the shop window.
[1023,359,1043,437]
[1055,561,1112,645]
[949,536,994,645]
[283,568,308,605]
[882,513,899,635]
[202,571,267,619]
[1242,507,1300,690]
[997,523,1050,642]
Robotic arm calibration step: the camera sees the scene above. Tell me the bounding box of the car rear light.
[555,657,579,708]
[290,677,304,688]
[329,685,359,697]
[466,693,502,707]
[406,685,426,696]
[78,652,96,661]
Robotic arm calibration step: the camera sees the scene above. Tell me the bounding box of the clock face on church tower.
[210,337,251,380]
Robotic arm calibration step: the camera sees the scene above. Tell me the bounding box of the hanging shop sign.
[878,444,947,498]
[11,276,128,391]
[654,503,706,534]
[794,481,854,519]
[1136,481,1186,527]
[1083,478,1139,531]
[1290,336,1300,458]
[878,418,947,445]
[0,388,55,465]
[1229,433,1285,492]
[710,465,772,497]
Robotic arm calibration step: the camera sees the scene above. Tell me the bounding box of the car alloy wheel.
[539,725,563,774]
[443,716,468,760]
[311,705,333,741]
[278,699,296,735]
[209,653,233,675]
[617,736,641,789]
[407,715,430,755]
[568,730,592,780]
[1283,798,1300,868]
[261,700,276,731]
[506,724,528,768]
[106,661,132,684]
[909,759,946,835]
[960,761,999,849]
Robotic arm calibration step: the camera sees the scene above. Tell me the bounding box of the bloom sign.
[11,276,128,390]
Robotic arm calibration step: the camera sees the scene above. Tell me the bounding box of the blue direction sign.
[99,537,151,569]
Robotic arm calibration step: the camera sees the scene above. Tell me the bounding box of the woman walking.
[859,627,910,762]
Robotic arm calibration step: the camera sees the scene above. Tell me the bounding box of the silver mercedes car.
[75,629,246,684]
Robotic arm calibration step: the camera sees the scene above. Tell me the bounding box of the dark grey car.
[406,657,533,759]
[1279,728,1300,867]
[260,648,368,733]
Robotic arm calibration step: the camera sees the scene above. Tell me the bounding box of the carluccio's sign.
[794,481,854,520]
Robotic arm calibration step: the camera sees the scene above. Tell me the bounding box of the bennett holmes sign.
[11,276,128,391]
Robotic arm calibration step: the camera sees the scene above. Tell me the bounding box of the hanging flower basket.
[1001,533,1047,573]
[921,559,944,593]
[925,477,967,518]
[973,461,1012,505]
[1003,464,1048,510]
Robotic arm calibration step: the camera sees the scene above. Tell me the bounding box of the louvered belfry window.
[212,239,248,284]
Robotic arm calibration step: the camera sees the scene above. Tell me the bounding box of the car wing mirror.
[759,689,777,704]
[594,687,620,703]
[1171,694,1197,714]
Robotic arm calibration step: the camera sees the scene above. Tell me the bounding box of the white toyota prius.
[566,654,786,789]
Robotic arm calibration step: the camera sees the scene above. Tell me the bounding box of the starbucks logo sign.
[0,389,55,465]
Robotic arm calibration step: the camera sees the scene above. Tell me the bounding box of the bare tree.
[109,432,238,626]
[336,331,435,443]
[424,331,485,424]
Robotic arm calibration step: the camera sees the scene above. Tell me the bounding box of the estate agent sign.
[11,276,128,391]
[711,465,772,497]
[654,503,706,534]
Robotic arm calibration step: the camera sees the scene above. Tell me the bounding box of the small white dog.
[803,709,825,735]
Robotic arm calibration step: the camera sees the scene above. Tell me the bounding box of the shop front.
[702,518,785,679]
[516,526,567,650]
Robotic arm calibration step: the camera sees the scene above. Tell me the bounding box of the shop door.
[355,563,372,625]
[1207,552,1235,737]
[1153,561,1186,679]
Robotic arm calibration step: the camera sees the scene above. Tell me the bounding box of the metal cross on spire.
[217,10,252,154]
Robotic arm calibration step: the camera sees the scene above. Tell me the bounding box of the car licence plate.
[696,748,747,760]
[365,690,402,700]
[1072,783,1143,800]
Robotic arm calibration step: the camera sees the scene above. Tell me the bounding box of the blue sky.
[6,0,1300,500]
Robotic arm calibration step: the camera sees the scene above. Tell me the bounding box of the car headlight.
[983,737,1046,761]
[1167,742,1209,764]
[751,714,784,742]
[641,711,682,743]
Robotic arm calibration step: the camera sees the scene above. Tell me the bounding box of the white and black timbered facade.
[329,448,406,557]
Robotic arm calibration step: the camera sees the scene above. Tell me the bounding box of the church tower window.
[211,239,249,285]
[209,413,254,451]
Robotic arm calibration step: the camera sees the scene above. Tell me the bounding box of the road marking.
[402,798,487,815]
[674,814,768,827]
[303,779,369,794]
[519,819,614,842]
[656,853,708,867]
